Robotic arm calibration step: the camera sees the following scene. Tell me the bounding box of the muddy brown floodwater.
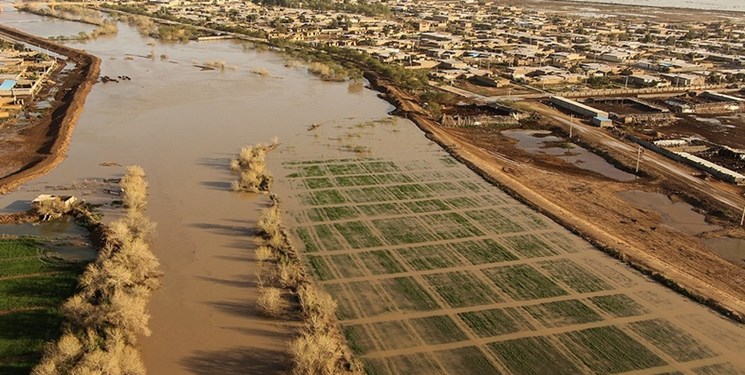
[0,5,396,374]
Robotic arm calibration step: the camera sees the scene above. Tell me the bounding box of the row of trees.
[33,166,161,375]
[254,197,360,375]
[230,140,277,193]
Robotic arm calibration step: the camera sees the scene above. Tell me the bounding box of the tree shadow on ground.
[181,346,291,375]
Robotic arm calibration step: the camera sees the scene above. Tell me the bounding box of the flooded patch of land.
[502,129,636,182]
[617,190,721,235]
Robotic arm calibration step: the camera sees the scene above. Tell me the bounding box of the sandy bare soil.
[0,25,100,194]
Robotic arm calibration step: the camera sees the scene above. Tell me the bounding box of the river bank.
[0,24,100,194]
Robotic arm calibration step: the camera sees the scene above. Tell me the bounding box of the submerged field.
[281,156,745,374]
[0,238,85,374]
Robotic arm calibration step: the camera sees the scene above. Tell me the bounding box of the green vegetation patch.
[488,336,583,375]
[310,189,347,205]
[523,300,602,328]
[502,206,548,230]
[424,181,461,195]
[307,255,335,281]
[380,277,439,312]
[374,173,414,185]
[399,244,464,271]
[629,319,716,362]
[443,196,482,209]
[328,254,366,279]
[357,250,405,275]
[361,161,400,173]
[294,227,319,253]
[311,224,345,251]
[335,175,379,187]
[459,307,533,337]
[539,259,612,293]
[386,184,433,200]
[451,239,518,265]
[589,294,647,318]
[342,324,377,355]
[504,234,557,258]
[304,177,335,189]
[458,180,485,193]
[435,346,500,375]
[327,163,368,175]
[540,232,581,253]
[0,239,39,259]
[423,212,484,240]
[403,199,450,213]
[297,164,326,177]
[357,202,409,216]
[323,206,360,221]
[333,221,383,249]
[409,315,467,345]
[424,271,501,308]
[372,217,434,245]
[0,308,65,375]
[464,209,523,234]
[0,257,58,279]
[558,326,666,373]
[346,187,393,204]
[0,273,80,311]
[483,264,567,301]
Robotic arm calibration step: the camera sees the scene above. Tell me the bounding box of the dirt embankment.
[0,25,101,194]
[365,71,745,322]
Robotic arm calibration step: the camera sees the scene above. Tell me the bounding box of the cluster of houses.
[128,0,745,94]
[0,45,56,119]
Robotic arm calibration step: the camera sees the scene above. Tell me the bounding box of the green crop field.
[0,239,87,375]
[281,157,745,375]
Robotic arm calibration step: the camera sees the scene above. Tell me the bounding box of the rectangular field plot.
[306,255,335,281]
[403,199,450,213]
[309,224,345,251]
[409,315,468,345]
[369,321,421,350]
[398,244,465,271]
[459,307,534,337]
[328,254,366,278]
[557,326,666,373]
[464,209,523,234]
[501,206,549,230]
[346,187,395,204]
[629,319,717,362]
[424,271,502,308]
[333,221,383,249]
[293,227,319,252]
[451,239,518,265]
[379,277,440,312]
[422,213,484,240]
[324,282,392,320]
[423,181,463,195]
[327,163,369,175]
[343,324,378,355]
[0,273,80,311]
[361,161,401,174]
[357,202,410,217]
[373,173,415,185]
[538,259,613,293]
[307,189,347,205]
[357,250,406,275]
[503,234,558,258]
[304,177,335,189]
[589,294,647,318]
[372,217,437,245]
[335,175,379,187]
[442,196,484,209]
[435,347,500,375]
[488,336,583,375]
[523,300,602,328]
[386,184,434,200]
[693,363,745,375]
[294,164,327,177]
[483,264,567,301]
[0,239,39,259]
[365,353,444,375]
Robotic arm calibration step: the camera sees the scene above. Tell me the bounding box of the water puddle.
[617,190,721,235]
[502,129,636,182]
[0,218,97,261]
[703,237,745,266]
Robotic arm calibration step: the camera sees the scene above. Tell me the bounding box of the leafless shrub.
[257,286,283,317]
[121,165,147,211]
[251,67,270,77]
[230,144,273,193]
[275,257,302,289]
[255,245,273,263]
[298,285,337,331]
[288,331,343,375]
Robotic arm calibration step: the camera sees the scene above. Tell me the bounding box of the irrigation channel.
[1,3,745,374]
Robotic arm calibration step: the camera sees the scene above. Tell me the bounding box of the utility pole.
[569,115,574,138]
[741,205,745,226]
[635,145,643,173]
